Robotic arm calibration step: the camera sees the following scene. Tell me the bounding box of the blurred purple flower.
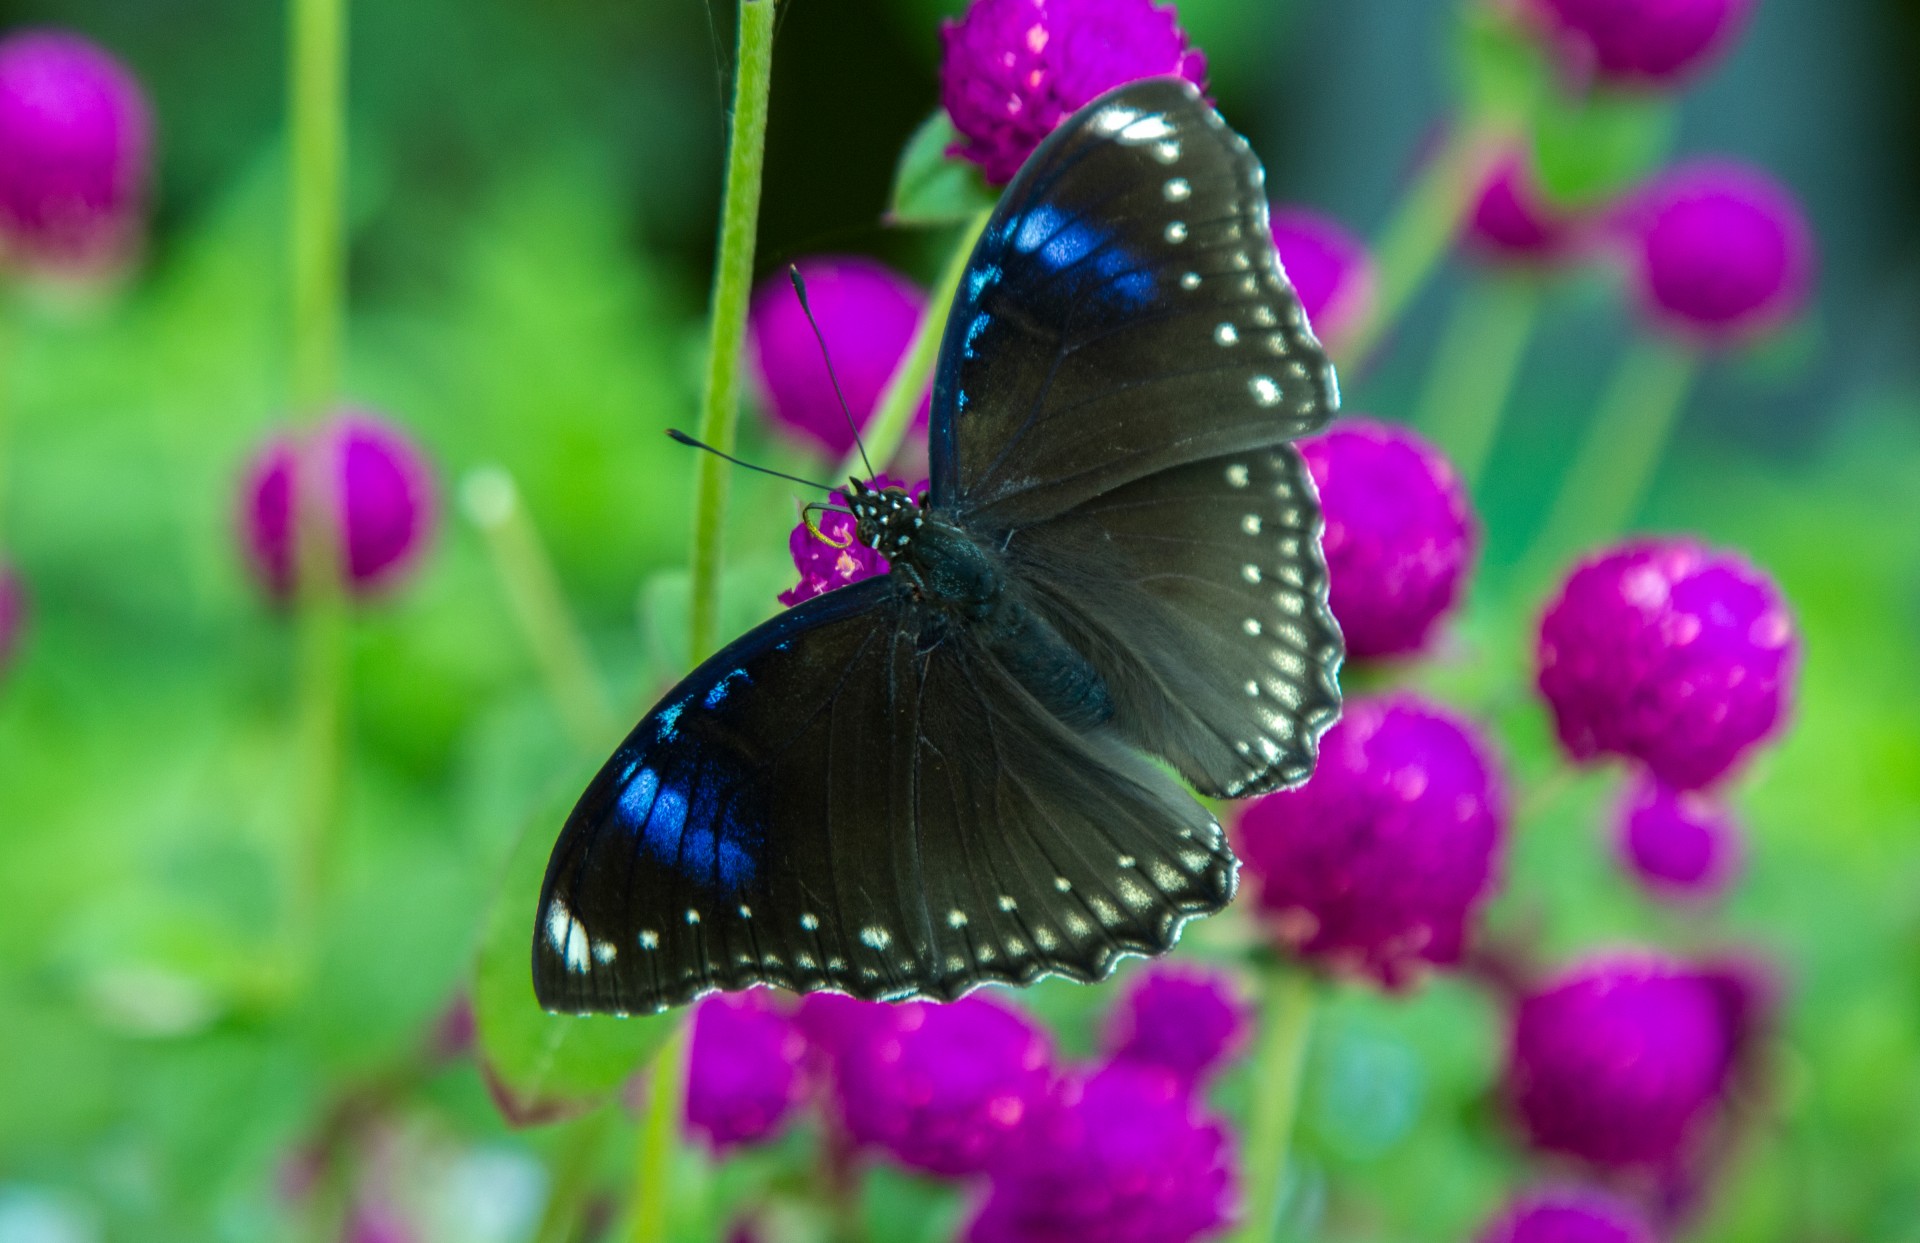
[1536,539,1798,790]
[0,561,25,677]
[241,412,437,603]
[1235,696,1507,987]
[780,475,926,607]
[1467,152,1583,266]
[1625,161,1815,342]
[0,30,150,274]
[940,0,1206,185]
[685,989,808,1151]
[1529,0,1755,86]
[1616,772,1741,897]
[1479,1189,1657,1243]
[1299,419,1476,660]
[1104,963,1251,1088]
[833,994,1052,1177]
[343,1201,413,1243]
[1507,955,1754,1170]
[966,1061,1236,1243]
[1270,208,1376,353]
[795,991,896,1071]
[747,257,928,458]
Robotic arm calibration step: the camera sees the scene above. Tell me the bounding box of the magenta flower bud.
[1236,696,1507,988]
[1536,539,1797,790]
[1506,955,1753,1169]
[1627,161,1815,342]
[1270,209,1376,353]
[1479,1189,1657,1243]
[240,412,437,603]
[966,1061,1236,1243]
[684,989,808,1151]
[1615,772,1740,897]
[747,257,928,458]
[833,994,1053,1177]
[0,31,151,273]
[1104,963,1252,1088]
[940,0,1206,186]
[1467,152,1583,266]
[0,561,24,677]
[1299,419,1476,660]
[779,475,927,607]
[1529,0,1755,86]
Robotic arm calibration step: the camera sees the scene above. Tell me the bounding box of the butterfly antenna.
[665,429,837,492]
[788,265,876,481]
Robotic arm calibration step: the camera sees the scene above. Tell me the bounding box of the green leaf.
[1530,88,1677,209]
[1453,4,1549,123]
[888,111,997,227]
[473,783,675,1126]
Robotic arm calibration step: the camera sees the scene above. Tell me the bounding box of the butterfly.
[534,77,1343,1015]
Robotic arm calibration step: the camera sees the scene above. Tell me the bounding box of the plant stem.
[1414,275,1541,491]
[461,467,616,754]
[686,0,777,666]
[628,1023,692,1243]
[1234,963,1317,1243]
[834,206,991,484]
[1518,336,1699,586]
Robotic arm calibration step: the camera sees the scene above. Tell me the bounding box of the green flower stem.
[628,1022,692,1243]
[686,0,777,667]
[461,468,616,753]
[1518,336,1699,586]
[1414,275,1541,491]
[1234,962,1317,1243]
[1338,120,1507,371]
[835,206,991,484]
[0,309,14,547]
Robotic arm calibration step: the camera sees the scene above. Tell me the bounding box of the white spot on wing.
[1164,177,1191,202]
[948,909,969,929]
[1225,463,1249,488]
[1215,322,1239,346]
[592,940,617,965]
[1165,221,1188,244]
[639,930,659,950]
[860,926,893,950]
[1242,563,1262,584]
[800,913,820,931]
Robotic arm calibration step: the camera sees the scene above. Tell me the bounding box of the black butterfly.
[534,77,1343,1015]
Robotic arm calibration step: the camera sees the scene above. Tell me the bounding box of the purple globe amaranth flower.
[241,412,437,603]
[779,475,928,607]
[685,989,808,1151]
[747,257,928,457]
[1506,955,1756,1170]
[1529,0,1755,87]
[0,561,24,677]
[1104,963,1251,1088]
[1299,419,1476,660]
[1479,1189,1657,1243]
[1615,772,1741,897]
[1626,161,1815,343]
[967,1061,1236,1243]
[1536,539,1797,790]
[833,993,1053,1177]
[1467,152,1585,266]
[1236,696,1507,987]
[1270,209,1376,354]
[940,0,1206,185]
[0,31,151,274]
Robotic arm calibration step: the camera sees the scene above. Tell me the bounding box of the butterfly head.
[845,477,925,558]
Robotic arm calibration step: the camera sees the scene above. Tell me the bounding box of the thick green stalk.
[1234,964,1317,1243]
[834,207,991,483]
[628,1023,692,1243]
[686,0,777,666]
[1414,276,1542,491]
[1519,337,1699,586]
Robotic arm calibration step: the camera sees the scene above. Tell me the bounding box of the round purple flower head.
[1536,539,1797,790]
[941,0,1206,186]
[241,412,438,603]
[0,562,24,677]
[685,989,808,1151]
[1507,955,1752,1169]
[747,257,927,458]
[0,31,151,273]
[1615,772,1740,897]
[1104,963,1251,1088]
[780,475,928,607]
[1299,419,1476,660]
[1270,209,1375,353]
[1626,161,1814,342]
[834,993,1052,1177]
[967,1061,1236,1243]
[1467,152,1583,266]
[1236,695,1507,987]
[1479,1189,1657,1243]
[1529,0,1754,86]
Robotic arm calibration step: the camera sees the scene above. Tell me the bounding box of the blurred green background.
[0,0,1916,1240]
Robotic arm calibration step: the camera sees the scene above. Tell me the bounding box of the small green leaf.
[473,783,675,1126]
[1453,4,1549,124]
[888,111,997,227]
[1530,89,1677,209]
